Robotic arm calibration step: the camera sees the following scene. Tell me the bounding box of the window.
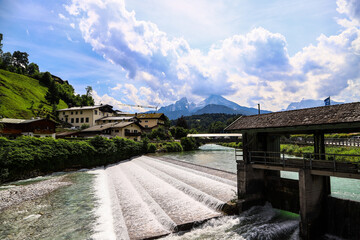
[80,111,83,114]
[86,117,89,123]
[81,118,84,123]
[71,111,73,115]
[145,120,148,123]
[134,130,138,133]
[76,118,79,123]
[95,110,98,115]
[71,118,74,123]
[115,130,119,133]
[145,125,148,128]
[63,112,65,115]
[65,118,68,123]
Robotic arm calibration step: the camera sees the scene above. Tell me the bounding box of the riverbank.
[0,175,71,211]
[281,144,360,161]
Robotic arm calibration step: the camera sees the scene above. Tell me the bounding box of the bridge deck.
[236,149,360,179]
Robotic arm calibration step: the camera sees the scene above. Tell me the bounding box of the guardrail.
[282,137,360,147]
[235,149,360,174]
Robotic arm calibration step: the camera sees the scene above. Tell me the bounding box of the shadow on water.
[0,172,97,240]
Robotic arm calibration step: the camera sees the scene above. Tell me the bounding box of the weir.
[102,156,237,239]
[225,102,360,240]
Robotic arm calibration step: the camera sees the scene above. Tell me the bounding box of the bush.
[180,137,198,151]
[163,142,183,152]
[147,143,157,153]
[0,136,145,183]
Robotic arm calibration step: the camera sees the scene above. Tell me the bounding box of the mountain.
[286,99,344,111]
[156,97,195,120]
[194,95,243,112]
[156,94,271,120]
[194,104,239,115]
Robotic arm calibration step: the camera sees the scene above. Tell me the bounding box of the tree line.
[0,33,95,116]
[170,113,242,133]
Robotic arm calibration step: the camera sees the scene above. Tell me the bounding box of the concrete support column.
[237,162,265,211]
[299,169,329,239]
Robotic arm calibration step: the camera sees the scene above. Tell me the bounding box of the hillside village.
[0,104,167,141]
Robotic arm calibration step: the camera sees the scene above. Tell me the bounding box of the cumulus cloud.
[65,0,360,111]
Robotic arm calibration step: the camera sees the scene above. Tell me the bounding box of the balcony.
[124,131,141,136]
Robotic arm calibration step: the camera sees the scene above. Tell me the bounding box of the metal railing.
[282,137,360,147]
[235,149,360,174]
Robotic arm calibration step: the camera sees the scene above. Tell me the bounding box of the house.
[95,116,138,125]
[57,104,115,128]
[79,121,142,141]
[0,118,56,138]
[129,113,167,132]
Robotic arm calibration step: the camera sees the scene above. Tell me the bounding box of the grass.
[0,69,67,119]
[281,144,360,162]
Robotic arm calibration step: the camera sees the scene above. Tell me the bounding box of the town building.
[129,113,167,132]
[79,121,142,141]
[95,116,138,125]
[57,104,114,128]
[0,118,56,138]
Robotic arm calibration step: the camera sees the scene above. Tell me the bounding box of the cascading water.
[90,155,238,239]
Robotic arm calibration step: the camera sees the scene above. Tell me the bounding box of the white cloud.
[64,0,360,111]
[58,13,68,20]
[70,23,75,29]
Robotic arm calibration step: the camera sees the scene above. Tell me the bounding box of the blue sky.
[1,0,360,111]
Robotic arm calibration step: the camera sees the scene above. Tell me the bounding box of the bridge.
[187,133,242,144]
[225,102,360,240]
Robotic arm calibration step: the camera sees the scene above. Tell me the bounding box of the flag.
[324,97,331,106]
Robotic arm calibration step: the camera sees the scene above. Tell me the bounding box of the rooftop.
[225,102,360,133]
[57,104,113,112]
[0,118,54,124]
[130,113,165,119]
[81,121,135,132]
[95,116,136,121]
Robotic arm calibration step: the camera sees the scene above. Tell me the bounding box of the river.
[1,144,359,239]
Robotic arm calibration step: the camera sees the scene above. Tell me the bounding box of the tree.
[176,116,188,129]
[40,71,52,86]
[0,33,3,59]
[27,62,39,75]
[85,86,93,97]
[1,52,11,69]
[12,51,29,69]
[45,80,60,104]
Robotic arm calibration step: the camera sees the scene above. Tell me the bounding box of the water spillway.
[100,156,237,239]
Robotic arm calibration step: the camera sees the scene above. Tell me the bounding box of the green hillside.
[0,69,67,119]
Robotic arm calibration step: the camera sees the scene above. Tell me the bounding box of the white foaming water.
[89,168,118,240]
[119,160,221,225]
[120,163,177,231]
[107,163,171,239]
[149,156,237,187]
[134,159,226,210]
[162,204,300,240]
[138,156,237,202]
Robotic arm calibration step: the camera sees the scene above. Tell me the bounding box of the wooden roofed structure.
[225,102,360,134]
[225,102,360,239]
